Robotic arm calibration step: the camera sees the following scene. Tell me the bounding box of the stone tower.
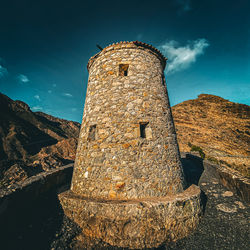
[71,41,185,199]
[59,41,201,249]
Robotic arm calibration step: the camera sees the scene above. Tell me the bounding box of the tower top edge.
[87,41,167,71]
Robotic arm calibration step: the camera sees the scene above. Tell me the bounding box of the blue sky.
[0,0,249,122]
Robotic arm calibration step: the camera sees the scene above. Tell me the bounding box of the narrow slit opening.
[140,122,148,138]
[88,125,96,141]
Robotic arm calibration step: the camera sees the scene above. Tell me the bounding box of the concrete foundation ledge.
[58,185,201,249]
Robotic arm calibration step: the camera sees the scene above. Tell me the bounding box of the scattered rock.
[115,181,125,189]
[222,191,234,197]
[216,204,237,213]
[234,201,246,209]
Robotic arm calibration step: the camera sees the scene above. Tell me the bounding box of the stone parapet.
[59,184,201,249]
[183,152,250,203]
[0,164,73,201]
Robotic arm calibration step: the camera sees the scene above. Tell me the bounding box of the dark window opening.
[119,64,129,76]
[88,125,96,141]
[140,122,149,138]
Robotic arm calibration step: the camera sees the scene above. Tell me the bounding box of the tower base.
[58,185,201,249]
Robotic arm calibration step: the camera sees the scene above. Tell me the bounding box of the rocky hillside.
[172,94,250,177]
[0,93,80,188]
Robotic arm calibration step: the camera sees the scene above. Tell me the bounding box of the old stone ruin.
[59,41,202,248]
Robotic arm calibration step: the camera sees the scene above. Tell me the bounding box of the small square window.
[119,64,129,76]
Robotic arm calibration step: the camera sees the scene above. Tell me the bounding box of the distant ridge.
[0,92,80,188]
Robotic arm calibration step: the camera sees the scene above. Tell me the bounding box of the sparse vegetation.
[207,156,219,164]
[188,142,206,159]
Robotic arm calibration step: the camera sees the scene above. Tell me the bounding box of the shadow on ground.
[1,187,64,250]
[181,154,207,213]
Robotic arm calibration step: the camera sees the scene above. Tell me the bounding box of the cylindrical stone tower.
[59,41,201,249]
[71,41,185,199]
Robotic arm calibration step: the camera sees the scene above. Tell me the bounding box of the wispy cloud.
[17,74,29,83]
[34,95,41,101]
[48,90,52,94]
[159,38,209,74]
[62,93,73,97]
[32,106,43,111]
[71,108,77,112]
[0,65,8,78]
[52,83,56,87]
[176,0,191,13]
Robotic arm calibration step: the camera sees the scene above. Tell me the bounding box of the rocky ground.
[164,156,249,250]
[2,155,248,250]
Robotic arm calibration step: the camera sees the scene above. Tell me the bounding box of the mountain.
[0,93,80,188]
[172,94,250,177]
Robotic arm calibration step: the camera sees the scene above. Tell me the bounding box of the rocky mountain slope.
[0,93,80,188]
[172,94,250,177]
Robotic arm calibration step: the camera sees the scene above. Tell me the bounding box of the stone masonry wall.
[71,42,185,199]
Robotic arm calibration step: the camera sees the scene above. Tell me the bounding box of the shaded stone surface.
[217,163,250,202]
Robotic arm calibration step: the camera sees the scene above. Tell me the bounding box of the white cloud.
[32,106,43,111]
[71,108,77,112]
[52,83,56,87]
[0,65,8,78]
[48,90,52,94]
[62,93,73,97]
[17,74,29,83]
[159,38,209,74]
[34,95,41,101]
